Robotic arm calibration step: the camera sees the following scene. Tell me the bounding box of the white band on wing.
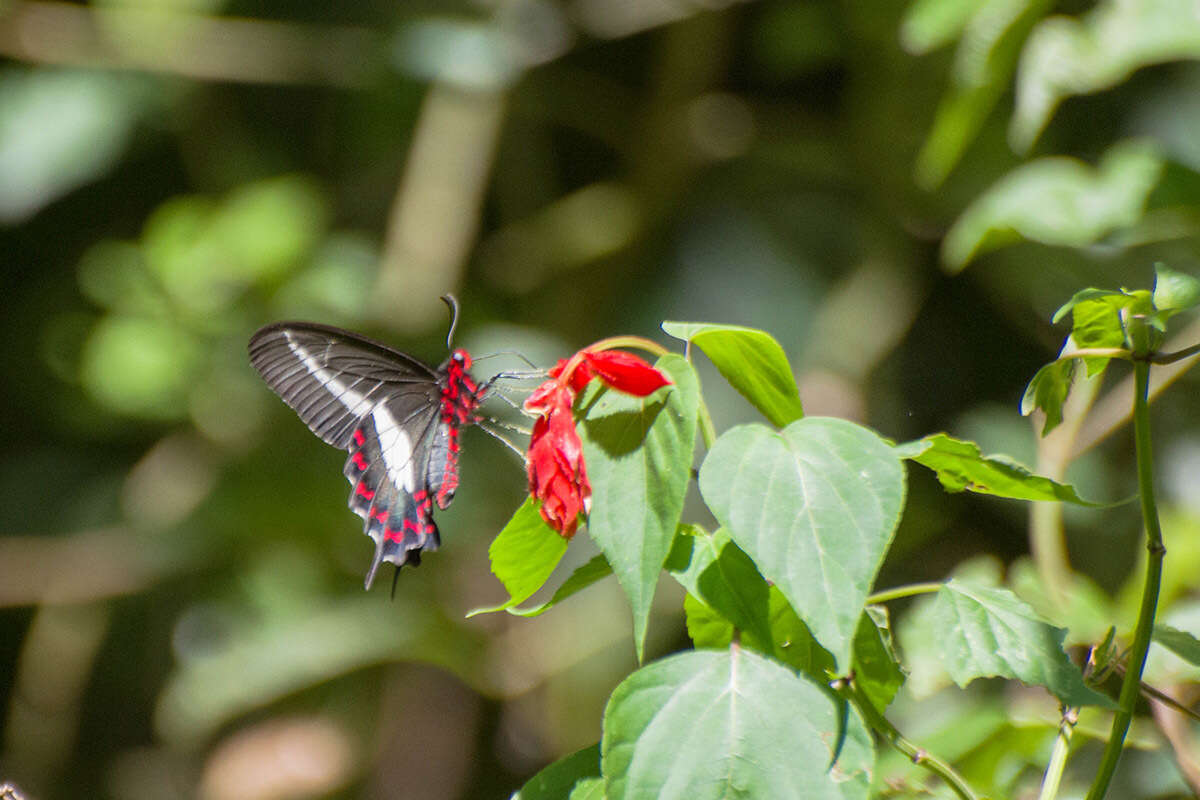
[372,404,416,493]
[284,331,376,419]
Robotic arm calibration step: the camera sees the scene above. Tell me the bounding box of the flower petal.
[583,350,671,396]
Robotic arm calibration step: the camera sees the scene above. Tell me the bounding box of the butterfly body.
[248,322,484,588]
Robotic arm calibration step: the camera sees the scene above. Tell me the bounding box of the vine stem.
[1037,706,1077,800]
[1085,359,1165,800]
[844,683,980,800]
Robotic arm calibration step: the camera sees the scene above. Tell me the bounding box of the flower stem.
[589,335,670,356]
[845,683,979,800]
[1085,359,1165,800]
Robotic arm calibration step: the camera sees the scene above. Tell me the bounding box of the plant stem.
[845,683,980,800]
[1085,359,1166,800]
[1037,706,1077,800]
[867,582,943,604]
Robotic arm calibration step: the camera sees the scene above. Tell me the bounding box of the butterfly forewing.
[248,322,439,448]
[248,322,483,589]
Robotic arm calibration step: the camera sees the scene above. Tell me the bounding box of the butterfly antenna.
[441,294,461,350]
[472,351,543,370]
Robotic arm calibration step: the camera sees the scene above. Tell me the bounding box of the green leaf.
[915,82,1006,189]
[665,525,774,647]
[0,70,143,222]
[1051,287,1128,324]
[853,606,905,711]
[569,778,605,800]
[899,432,1101,504]
[511,743,601,800]
[602,648,873,800]
[661,321,803,428]
[683,587,836,678]
[1153,625,1200,667]
[932,580,1116,707]
[579,354,699,660]
[915,0,1053,188]
[699,417,905,669]
[1012,0,1200,151]
[900,0,976,53]
[942,140,1164,270]
[1020,357,1076,436]
[507,555,613,617]
[1153,263,1200,316]
[467,498,568,617]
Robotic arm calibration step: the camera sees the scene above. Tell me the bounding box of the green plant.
[474,264,1200,799]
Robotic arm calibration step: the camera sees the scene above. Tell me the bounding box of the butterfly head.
[450,348,473,371]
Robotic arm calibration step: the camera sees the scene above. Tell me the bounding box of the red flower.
[526,389,590,538]
[524,347,670,537]
[581,350,671,396]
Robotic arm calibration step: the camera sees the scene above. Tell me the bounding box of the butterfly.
[248,300,488,590]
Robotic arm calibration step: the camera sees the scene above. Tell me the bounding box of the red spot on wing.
[353,429,365,446]
[352,452,368,471]
[356,481,375,500]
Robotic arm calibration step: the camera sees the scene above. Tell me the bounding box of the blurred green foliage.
[3,0,1200,797]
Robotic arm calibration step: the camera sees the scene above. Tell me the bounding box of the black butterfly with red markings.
[248,305,487,590]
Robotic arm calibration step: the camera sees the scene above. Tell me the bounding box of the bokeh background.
[4,0,1200,798]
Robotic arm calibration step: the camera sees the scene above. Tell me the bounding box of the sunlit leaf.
[661,321,803,428]
[1152,625,1200,668]
[507,555,613,617]
[602,648,873,800]
[467,498,568,617]
[580,355,699,660]
[0,70,142,222]
[942,140,1164,270]
[699,418,905,669]
[569,778,604,800]
[1153,263,1200,317]
[1020,357,1075,435]
[898,433,1101,504]
[511,744,601,800]
[900,0,976,53]
[932,580,1116,707]
[1013,0,1200,151]
[80,315,202,419]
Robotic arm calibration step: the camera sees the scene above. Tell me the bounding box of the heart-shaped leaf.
[602,647,872,800]
[699,417,905,668]
[580,354,699,660]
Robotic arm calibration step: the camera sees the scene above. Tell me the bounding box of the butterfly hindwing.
[344,397,444,587]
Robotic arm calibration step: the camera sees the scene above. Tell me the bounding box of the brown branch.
[0,1,382,87]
